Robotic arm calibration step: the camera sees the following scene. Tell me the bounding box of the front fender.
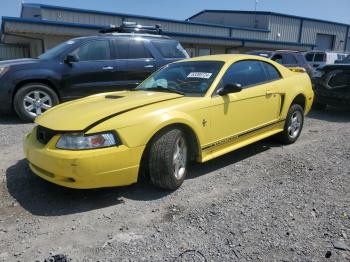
[10,69,61,96]
[89,110,205,149]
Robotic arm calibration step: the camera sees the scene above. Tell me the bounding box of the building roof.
[20,3,270,33]
[188,10,350,28]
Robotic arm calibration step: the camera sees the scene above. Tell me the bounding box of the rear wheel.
[148,129,188,190]
[277,104,304,144]
[13,83,59,122]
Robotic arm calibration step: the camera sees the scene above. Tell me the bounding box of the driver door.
[207,60,282,153]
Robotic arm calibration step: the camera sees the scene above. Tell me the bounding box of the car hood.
[0,58,39,67]
[35,91,183,131]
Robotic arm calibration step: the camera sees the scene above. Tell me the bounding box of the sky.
[0,0,349,25]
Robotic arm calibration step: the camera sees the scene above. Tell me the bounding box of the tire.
[277,104,304,145]
[312,102,327,110]
[13,83,59,122]
[44,254,70,262]
[148,128,188,190]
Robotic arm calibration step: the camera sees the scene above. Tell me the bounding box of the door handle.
[144,65,154,68]
[266,90,274,95]
[102,66,114,70]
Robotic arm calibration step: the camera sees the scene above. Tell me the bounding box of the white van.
[304,51,348,68]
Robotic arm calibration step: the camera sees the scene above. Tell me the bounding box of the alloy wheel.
[23,90,53,117]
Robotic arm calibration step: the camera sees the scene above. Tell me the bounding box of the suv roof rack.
[100,22,162,35]
[275,49,300,53]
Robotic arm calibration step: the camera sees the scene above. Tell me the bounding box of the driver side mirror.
[218,83,242,96]
[65,54,79,64]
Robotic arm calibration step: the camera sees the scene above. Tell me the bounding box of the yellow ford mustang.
[24,55,314,190]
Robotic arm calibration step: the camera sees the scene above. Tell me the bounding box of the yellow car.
[24,55,314,190]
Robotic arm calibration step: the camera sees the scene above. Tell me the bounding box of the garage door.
[0,44,29,60]
[316,34,335,50]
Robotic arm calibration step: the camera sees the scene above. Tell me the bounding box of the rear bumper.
[23,127,144,189]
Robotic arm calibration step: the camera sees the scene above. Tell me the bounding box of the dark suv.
[247,50,313,77]
[0,24,188,121]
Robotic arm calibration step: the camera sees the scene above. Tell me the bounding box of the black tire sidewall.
[149,129,188,190]
[165,130,187,188]
[13,83,59,122]
[282,104,304,144]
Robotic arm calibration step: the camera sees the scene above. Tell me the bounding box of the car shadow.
[5,140,278,217]
[187,140,275,180]
[308,107,350,123]
[0,113,25,125]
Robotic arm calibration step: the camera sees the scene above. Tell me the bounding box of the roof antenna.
[254,0,259,28]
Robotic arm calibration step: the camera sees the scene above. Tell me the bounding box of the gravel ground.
[0,108,349,262]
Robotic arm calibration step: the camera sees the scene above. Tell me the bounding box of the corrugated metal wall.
[231,29,269,40]
[4,21,99,36]
[41,8,230,37]
[268,15,300,42]
[0,44,29,60]
[41,9,123,27]
[123,17,229,37]
[173,36,241,46]
[189,12,270,30]
[301,20,348,51]
[43,35,75,50]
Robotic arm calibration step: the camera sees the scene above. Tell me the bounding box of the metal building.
[0,3,349,59]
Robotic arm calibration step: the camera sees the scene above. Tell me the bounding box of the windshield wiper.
[140,86,185,95]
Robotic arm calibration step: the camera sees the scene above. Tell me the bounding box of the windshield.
[247,51,273,58]
[137,61,224,96]
[38,40,77,60]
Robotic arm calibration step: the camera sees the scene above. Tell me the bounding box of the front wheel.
[277,104,304,145]
[13,83,59,122]
[148,129,188,190]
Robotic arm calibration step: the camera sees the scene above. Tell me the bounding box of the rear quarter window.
[262,62,281,81]
[152,40,188,58]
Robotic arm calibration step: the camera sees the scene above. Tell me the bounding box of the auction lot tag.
[187,72,212,79]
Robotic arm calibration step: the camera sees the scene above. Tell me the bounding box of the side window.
[305,53,314,62]
[282,54,297,65]
[152,40,188,58]
[221,60,268,88]
[271,54,283,64]
[74,40,111,61]
[262,62,281,81]
[314,53,325,62]
[113,39,130,59]
[128,40,152,59]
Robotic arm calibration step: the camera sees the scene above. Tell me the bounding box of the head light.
[56,132,120,150]
[0,67,9,76]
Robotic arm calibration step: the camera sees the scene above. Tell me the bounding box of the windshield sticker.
[187,72,213,79]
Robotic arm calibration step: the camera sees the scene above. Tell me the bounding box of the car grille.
[36,126,59,145]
